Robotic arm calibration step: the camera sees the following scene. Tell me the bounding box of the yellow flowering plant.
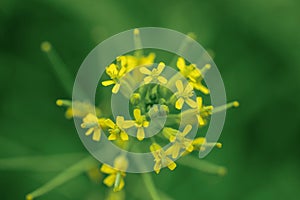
[25,29,239,200]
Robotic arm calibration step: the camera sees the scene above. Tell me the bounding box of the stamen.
[40,41,73,96]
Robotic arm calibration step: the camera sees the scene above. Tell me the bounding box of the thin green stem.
[41,41,73,96]
[133,28,143,58]
[169,32,196,67]
[25,156,98,200]
[212,101,239,114]
[141,173,161,200]
[177,155,227,176]
[0,153,85,171]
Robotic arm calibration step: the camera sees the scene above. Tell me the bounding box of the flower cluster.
[55,29,239,194]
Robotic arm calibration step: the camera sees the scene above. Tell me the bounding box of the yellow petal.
[112,83,120,94]
[186,144,194,152]
[106,64,118,76]
[133,109,141,120]
[144,76,153,84]
[102,80,115,86]
[196,97,203,108]
[142,53,155,65]
[185,98,197,108]
[182,124,192,136]
[137,127,145,141]
[176,57,185,71]
[101,164,116,174]
[117,116,134,129]
[143,120,149,127]
[103,174,116,187]
[171,144,180,159]
[175,80,184,93]
[167,161,177,171]
[120,131,129,141]
[193,83,209,94]
[108,134,117,141]
[193,137,206,145]
[184,83,194,94]
[92,129,101,141]
[169,135,176,142]
[139,67,152,75]
[157,62,165,74]
[175,97,184,109]
[157,76,167,84]
[197,115,205,126]
[65,108,73,119]
[85,128,94,136]
[83,113,98,123]
[105,119,115,128]
[150,143,161,152]
[119,66,127,76]
[154,162,161,174]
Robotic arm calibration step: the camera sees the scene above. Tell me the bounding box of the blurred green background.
[1,0,300,199]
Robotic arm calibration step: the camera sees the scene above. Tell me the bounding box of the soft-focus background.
[1,0,300,199]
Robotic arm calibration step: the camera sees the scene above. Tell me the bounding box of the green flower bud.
[130,93,141,105]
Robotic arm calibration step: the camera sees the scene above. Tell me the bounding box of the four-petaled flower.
[102,63,127,94]
[150,143,177,174]
[139,62,167,84]
[175,80,197,109]
[81,113,104,141]
[177,57,201,78]
[177,57,210,94]
[165,124,194,159]
[105,116,135,141]
[100,156,128,192]
[132,109,150,141]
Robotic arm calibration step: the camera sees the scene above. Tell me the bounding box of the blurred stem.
[0,153,85,171]
[133,28,143,58]
[25,156,98,200]
[141,173,160,200]
[178,155,227,176]
[41,41,73,96]
[169,32,196,67]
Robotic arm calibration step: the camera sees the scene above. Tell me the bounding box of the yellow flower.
[117,53,155,73]
[165,124,194,159]
[101,156,128,192]
[102,53,156,93]
[122,53,155,71]
[102,63,127,94]
[104,116,135,141]
[177,57,201,78]
[188,72,210,95]
[139,62,167,84]
[150,143,176,174]
[176,57,210,94]
[56,99,101,119]
[132,109,149,141]
[175,80,197,109]
[196,97,213,126]
[81,113,104,141]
